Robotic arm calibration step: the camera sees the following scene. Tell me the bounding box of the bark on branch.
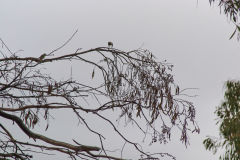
[0,110,100,153]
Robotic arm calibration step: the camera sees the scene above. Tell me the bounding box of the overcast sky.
[1,0,240,159]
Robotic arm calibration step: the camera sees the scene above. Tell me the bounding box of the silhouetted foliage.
[0,35,199,160]
[203,81,240,160]
[210,0,240,39]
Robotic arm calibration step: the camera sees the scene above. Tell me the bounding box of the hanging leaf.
[229,27,237,40]
[136,106,141,117]
[175,86,180,95]
[32,114,38,127]
[92,69,95,79]
[45,124,49,131]
[47,84,52,95]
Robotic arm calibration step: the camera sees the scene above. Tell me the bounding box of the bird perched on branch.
[39,53,47,61]
[108,42,113,48]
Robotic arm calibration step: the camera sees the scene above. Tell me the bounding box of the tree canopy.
[203,1,240,159]
[210,0,240,39]
[203,81,240,160]
[0,36,199,160]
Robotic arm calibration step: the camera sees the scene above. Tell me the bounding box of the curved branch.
[0,110,100,153]
[0,153,27,160]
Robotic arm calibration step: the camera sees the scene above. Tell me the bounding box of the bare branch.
[0,37,199,159]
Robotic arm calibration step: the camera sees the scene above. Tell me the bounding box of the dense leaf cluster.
[204,81,240,160]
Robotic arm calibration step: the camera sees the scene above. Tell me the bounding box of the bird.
[39,53,47,61]
[108,41,113,48]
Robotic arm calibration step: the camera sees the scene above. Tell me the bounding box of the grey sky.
[1,0,240,159]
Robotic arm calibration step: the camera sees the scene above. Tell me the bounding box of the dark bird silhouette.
[39,53,47,61]
[108,42,113,48]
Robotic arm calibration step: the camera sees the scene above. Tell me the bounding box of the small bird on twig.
[108,41,113,48]
[39,53,47,61]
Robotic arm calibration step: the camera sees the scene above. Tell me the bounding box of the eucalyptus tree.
[0,35,199,160]
[203,1,240,159]
[209,0,240,39]
[203,81,240,160]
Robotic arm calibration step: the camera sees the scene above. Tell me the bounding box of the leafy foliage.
[210,0,240,39]
[203,81,240,160]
